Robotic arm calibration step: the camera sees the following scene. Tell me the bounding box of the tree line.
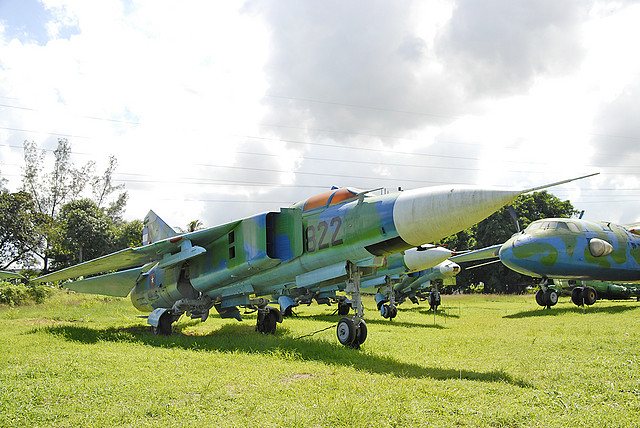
[0,139,142,273]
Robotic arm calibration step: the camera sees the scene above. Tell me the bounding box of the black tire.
[337,317,356,346]
[544,289,558,307]
[381,304,390,319]
[338,301,350,316]
[156,312,172,336]
[257,310,278,334]
[388,305,398,319]
[535,289,546,307]
[350,320,367,348]
[583,286,597,306]
[263,310,278,334]
[571,287,584,306]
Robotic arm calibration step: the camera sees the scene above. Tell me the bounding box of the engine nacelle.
[130,264,199,312]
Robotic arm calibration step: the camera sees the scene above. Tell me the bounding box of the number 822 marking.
[306,217,343,252]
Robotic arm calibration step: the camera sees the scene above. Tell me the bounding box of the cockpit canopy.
[294,187,363,212]
[525,219,582,233]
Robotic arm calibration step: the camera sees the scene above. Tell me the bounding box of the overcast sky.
[1,0,639,232]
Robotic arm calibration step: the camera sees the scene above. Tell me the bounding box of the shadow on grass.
[400,305,461,319]
[504,303,639,319]
[36,323,531,388]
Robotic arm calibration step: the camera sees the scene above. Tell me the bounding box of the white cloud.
[1,0,640,230]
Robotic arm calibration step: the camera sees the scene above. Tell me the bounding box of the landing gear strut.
[375,276,398,319]
[337,262,368,348]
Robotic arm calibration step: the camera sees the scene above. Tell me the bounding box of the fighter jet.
[453,216,640,308]
[33,174,595,347]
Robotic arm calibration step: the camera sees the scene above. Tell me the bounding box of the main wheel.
[338,301,350,316]
[571,287,584,306]
[388,305,398,319]
[544,289,558,307]
[350,320,368,348]
[153,311,173,336]
[535,289,546,307]
[337,317,356,346]
[582,286,597,305]
[262,310,278,334]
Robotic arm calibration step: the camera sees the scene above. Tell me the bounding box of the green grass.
[1,291,639,427]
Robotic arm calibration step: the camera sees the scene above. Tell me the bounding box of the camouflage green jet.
[454,216,640,308]
[32,175,593,347]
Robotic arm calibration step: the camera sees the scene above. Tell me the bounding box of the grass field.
[1,290,639,427]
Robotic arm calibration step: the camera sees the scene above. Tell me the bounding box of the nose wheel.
[338,262,368,348]
[336,317,367,349]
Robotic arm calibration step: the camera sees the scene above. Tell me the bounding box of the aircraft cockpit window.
[526,222,542,231]
[556,222,569,231]
[544,221,557,230]
[567,223,581,233]
[302,188,360,212]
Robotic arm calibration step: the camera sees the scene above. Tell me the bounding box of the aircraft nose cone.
[393,186,521,246]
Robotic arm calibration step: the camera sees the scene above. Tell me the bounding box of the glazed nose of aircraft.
[439,262,461,277]
[392,186,525,246]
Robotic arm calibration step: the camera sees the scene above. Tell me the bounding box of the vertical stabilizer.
[143,210,178,245]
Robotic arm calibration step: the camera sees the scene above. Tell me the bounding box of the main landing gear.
[535,278,558,309]
[375,276,398,320]
[337,262,368,348]
[254,299,283,334]
[570,284,597,306]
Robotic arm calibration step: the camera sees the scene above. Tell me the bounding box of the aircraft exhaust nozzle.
[393,186,522,246]
[403,246,453,272]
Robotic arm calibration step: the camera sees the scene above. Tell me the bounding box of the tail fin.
[142,210,178,245]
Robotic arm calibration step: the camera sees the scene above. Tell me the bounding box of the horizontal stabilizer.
[63,267,143,297]
[33,248,153,283]
[450,244,502,263]
[0,271,25,280]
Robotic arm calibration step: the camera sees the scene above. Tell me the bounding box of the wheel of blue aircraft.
[535,289,546,307]
[337,317,356,346]
[571,287,585,306]
[153,311,173,336]
[350,320,367,348]
[544,289,558,307]
[582,286,597,306]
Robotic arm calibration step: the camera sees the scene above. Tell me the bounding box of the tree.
[21,139,132,271]
[440,191,577,294]
[178,219,205,233]
[54,200,143,269]
[23,138,94,218]
[91,155,128,223]
[0,191,44,269]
